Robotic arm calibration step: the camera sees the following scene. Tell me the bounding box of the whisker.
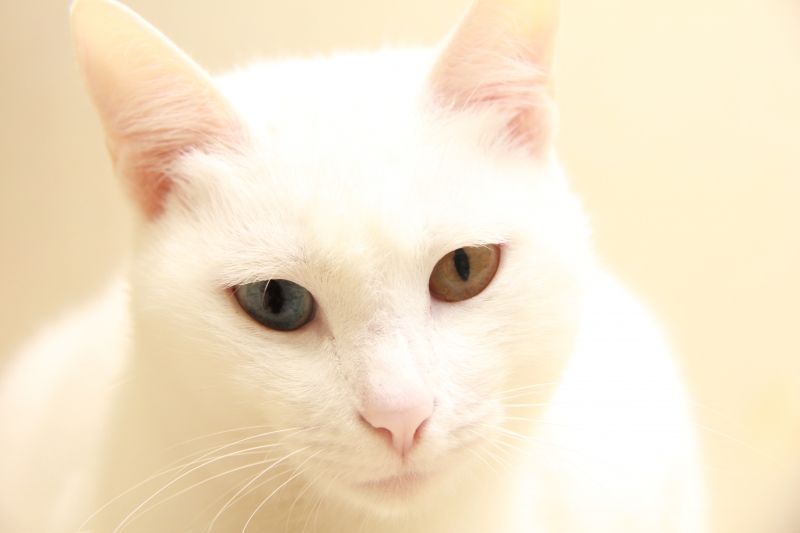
[166,426,313,477]
[465,445,504,483]
[156,425,296,458]
[692,421,776,462]
[242,449,327,533]
[687,399,751,430]
[208,466,296,532]
[466,428,548,500]
[81,427,312,531]
[305,471,340,533]
[201,449,331,532]
[203,446,316,532]
[116,453,290,533]
[493,381,563,398]
[282,451,333,532]
[114,437,315,533]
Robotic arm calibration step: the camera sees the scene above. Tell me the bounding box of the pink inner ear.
[429,56,556,155]
[71,0,249,220]
[120,144,184,220]
[112,129,244,220]
[427,0,560,154]
[130,157,172,220]
[505,95,556,153]
[105,85,246,220]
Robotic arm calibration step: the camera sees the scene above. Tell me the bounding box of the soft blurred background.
[1,0,799,531]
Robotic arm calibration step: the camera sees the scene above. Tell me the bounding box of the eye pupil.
[264,281,284,313]
[453,248,470,281]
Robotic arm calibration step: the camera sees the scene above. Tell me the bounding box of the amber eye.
[429,245,500,302]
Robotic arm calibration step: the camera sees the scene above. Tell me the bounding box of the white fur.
[0,2,705,532]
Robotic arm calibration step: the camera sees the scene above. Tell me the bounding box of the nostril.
[359,399,434,457]
[359,413,394,442]
[413,416,429,441]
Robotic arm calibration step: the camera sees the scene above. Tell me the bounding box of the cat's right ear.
[70,0,248,219]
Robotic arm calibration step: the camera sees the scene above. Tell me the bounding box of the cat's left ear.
[71,0,249,219]
[427,0,560,155]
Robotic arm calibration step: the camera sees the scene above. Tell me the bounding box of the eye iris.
[453,248,470,281]
[234,279,315,331]
[429,245,500,302]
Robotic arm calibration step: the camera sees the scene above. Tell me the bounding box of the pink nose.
[361,399,434,456]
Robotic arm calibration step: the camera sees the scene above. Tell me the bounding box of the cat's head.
[72,0,590,514]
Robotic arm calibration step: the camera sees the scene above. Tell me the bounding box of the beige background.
[1,1,799,531]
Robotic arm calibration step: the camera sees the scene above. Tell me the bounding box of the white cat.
[0,0,705,531]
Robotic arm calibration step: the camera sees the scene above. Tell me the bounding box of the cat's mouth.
[354,470,430,495]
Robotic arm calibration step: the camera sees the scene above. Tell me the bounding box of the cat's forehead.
[214,49,541,211]
[201,133,526,249]
[183,50,561,284]
[216,48,436,142]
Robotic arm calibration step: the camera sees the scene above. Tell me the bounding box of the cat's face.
[73,0,588,514]
[128,112,589,511]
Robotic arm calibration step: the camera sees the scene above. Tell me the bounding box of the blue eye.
[234,279,316,331]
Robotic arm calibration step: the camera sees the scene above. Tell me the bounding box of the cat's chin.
[325,440,482,513]
[335,468,441,513]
